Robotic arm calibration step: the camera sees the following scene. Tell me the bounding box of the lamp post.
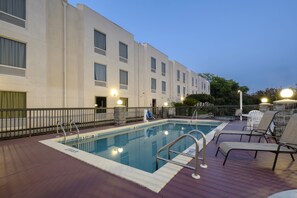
[238,90,242,121]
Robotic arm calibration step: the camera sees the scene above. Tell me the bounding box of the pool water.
[64,122,220,173]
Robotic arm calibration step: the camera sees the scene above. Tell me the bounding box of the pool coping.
[40,119,228,193]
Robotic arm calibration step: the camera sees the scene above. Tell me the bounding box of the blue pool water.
[64,121,220,173]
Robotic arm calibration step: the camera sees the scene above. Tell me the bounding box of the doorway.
[152,98,156,114]
[95,97,106,113]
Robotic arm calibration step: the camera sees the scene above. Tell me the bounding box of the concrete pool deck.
[1,120,297,197]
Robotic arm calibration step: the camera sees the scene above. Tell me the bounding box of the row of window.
[176,70,186,83]
[94,30,128,63]
[150,78,166,94]
[177,85,186,96]
[94,63,128,89]
[151,57,166,76]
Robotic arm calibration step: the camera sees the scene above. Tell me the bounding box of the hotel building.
[0,0,210,109]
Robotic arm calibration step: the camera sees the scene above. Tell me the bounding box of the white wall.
[139,43,171,107]
[0,0,48,108]
[0,0,210,108]
[78,4,137,107]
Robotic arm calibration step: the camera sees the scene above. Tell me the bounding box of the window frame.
[151,78,156,93]
[94,62,107,87]
[151,57,156,73]
[161,62,166,76]
[177,70,180,81]
[119,41,128,63]
[94,29,106,55]
[119,69,128,89]
[162,81,166,94]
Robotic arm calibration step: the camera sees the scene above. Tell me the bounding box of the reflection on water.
[65,123,218,173]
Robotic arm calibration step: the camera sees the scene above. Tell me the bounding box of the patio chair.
[213,111,278,144]
[215,114,297,170]
[246,110,264,130]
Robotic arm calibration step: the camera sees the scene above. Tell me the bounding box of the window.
[95,97,106,113]
[119,42,128,63]
[177,70,180,81]
[0,91,26,118]
[195,79,198,87]
[177,85,180,95]
[151,78,156,93]
[0,0,26,27]
[120,97,128,108]
[151,57,156,73]
[161,62,166,76]
[183,73,186,83]
[120,70,128,89]
[183,87,186,96]
[192,77,194,86]
[94,63,106,86]
[0,37,26,76]
[162,81,166,94]
[94,30,106,55]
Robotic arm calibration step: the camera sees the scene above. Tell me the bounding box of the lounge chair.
[215,114,297,170]
[147,110,155,120]
[213,111,278,144]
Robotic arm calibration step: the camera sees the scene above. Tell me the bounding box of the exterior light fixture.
[280,88,294,99]
[164,130,169,135]
[117,99,123,105]
[117,147,123,153]
[164,102,168,107]
[111,89,118,97]
[261,98,268,103]
[181,96,184,102]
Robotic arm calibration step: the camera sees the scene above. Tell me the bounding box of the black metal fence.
[0,105,258,140]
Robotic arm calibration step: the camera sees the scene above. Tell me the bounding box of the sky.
[68,0,297,93]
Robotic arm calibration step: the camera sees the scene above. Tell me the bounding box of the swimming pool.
[63,121,220,173]
[40,119,227,192]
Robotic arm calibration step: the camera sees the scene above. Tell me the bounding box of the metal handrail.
[191,109,198,121]
[69,119,80,139]
[57,121,66,142]
[156,132,207,179]
[189,130,207,168]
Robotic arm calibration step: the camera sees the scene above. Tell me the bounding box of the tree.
[186,94,214,104]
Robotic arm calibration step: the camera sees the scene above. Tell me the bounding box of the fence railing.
[0,105,258,140]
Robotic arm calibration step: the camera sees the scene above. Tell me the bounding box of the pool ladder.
[56,120,80,142]
[191,109,198,121]
[156,129,207,179]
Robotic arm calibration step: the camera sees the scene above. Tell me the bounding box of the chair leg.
[272,146,281,171]
[290,153,295,161]
[240,135,243,142]
[248,135,252,142]
[223,152,230,166]
[215,134,221,144]
[215,147,220,157]
[254,151,258,158]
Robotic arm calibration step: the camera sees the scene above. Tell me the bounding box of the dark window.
[151,57,156,73]
[161,62,166,76]
[94,30,106,51]
[95,96,106,113]
[119,42,128,59]
[0,37,26,68]
[94,63,106,82]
